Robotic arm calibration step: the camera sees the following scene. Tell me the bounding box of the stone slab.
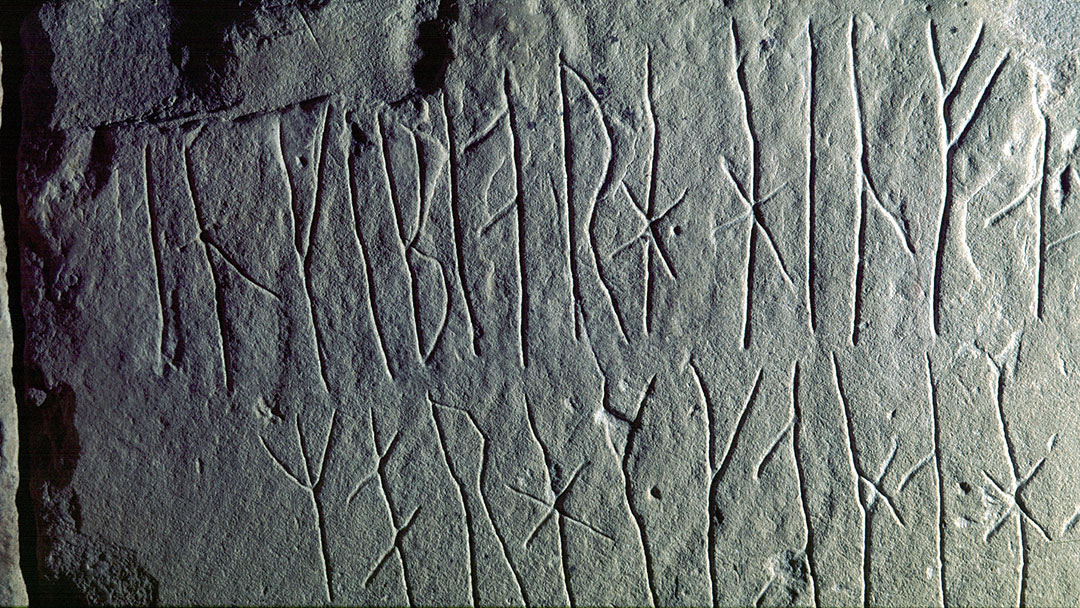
[14,0,1080,605]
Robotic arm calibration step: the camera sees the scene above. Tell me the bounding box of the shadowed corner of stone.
[21,373,157,607]
[165,0,256,107]
[165,0,331,110]
[413,0,460,95]
[18,5,58,132]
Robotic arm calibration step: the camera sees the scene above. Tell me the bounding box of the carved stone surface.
[14,0,1080,605]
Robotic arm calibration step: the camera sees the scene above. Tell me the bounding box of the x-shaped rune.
[609,183,688,281]
[835,357,932,530]
[977,334,1053,543]
[853,437,927,528]
[716,157,796,291]
[606,48,684,284]
[983,461,1052,542]
[507,461,615,546]
[363,506,421,587]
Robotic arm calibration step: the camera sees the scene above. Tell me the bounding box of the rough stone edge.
[0,41,29,607]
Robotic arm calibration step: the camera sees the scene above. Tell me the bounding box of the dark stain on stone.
[21,374,158,606]
[167,0,328,104]
[414,0,459,95]
[86,127,119,198]
[39,534,160,607]
[24,374,79,493]
[350,121,372,154]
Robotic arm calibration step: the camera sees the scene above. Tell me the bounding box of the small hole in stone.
[672,225,683,236]
[959,482,972,494]
[651,486,662,499]
[299,156,309,167]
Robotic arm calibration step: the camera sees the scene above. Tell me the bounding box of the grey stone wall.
[12,1,1080,605]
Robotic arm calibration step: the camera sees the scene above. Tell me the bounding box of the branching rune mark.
[259,410,340,603]
[789,361,819,608]
[925,354,947,607]
[181,135,232,392]
[343,114,396,382]
[143,143,168,374]
[505,68,529,368]
[805,21,817,335]
[686,356,718,607]
[833,352,938,605]
[927,19,1010,335]
[977,336,1053,607]
[699,363,763,608]
[467,73,528,366]
[377,112,430,365]
[276,108,333,393]
[848,17,917,345]
[599,376,660,606]
[429,397,480,607]
[831,352,869,606]
[559,56,584,341]
[443,92,482,356]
